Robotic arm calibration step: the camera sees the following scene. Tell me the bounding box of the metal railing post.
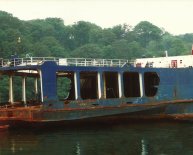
[0,56,129,68]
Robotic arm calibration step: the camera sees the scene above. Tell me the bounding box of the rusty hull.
[1,100,193,128]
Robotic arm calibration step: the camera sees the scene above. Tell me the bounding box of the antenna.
[192,44,193,55]
[165,50,168,57]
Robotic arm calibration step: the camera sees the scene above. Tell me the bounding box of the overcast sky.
[0,0,193,35]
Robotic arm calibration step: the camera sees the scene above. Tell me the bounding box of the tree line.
[1,11,193,60]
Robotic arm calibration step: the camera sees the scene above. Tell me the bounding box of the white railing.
[0,57,129,68]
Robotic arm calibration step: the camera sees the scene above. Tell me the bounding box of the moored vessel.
[1,54,193,128]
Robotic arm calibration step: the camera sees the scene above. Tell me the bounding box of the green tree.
[71,44,103,58]
[111,24,131,39]
[40,36,66,57]
[99,29,116,46]
[162,34,186,56]
[133,21,163,47]
[72,21,92,47]
[0,11,21,30]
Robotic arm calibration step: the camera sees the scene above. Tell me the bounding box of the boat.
[1,53,193,128]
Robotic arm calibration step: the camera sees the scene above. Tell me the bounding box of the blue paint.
[3,60,193,122]
[2,60,193,112]
[40,61,64,109]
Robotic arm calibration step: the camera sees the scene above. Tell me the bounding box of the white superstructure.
[134,54,193,68]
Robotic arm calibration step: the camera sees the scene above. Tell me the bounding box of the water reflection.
[0,122,193,155]
[141,139,148,155]
[76,142,80,155]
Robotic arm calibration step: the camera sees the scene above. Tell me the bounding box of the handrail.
[0,57,129,68]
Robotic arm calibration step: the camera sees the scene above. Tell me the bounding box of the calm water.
[0,122,193,155]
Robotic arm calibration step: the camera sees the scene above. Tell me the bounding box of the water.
[0,122,193,155]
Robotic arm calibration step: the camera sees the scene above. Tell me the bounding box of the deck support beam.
[139,73,144,97]
[9,75,14,104]
[103,73,106,99]
[40,61,62,108]
[118,72,124,98]
[34,77,38,96]
[97,72,104,99]
[39,70,44,102]
[22,76,27,106]
[74,72,81,100]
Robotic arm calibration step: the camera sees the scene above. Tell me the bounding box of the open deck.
[0,57,129,68]
[0,56,134,109]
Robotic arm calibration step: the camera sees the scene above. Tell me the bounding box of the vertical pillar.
[74,72,81,100]
[22,77,27,106]
[9,75,14,104]
[0,74,1,103]
[118,72,124,98]
[97,72,104,99]
[39,70,44,102]
[103,73,106,99]
[39,61,64,108]
[34,77,38,95]
[139,73,144,97]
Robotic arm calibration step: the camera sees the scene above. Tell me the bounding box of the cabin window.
[123,72,140,97]
[57,72,74,100]
[104,72,119,98]
[80,72,98,100]
[144,72,159,97]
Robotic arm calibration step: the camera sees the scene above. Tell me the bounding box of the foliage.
[57,77,71,100]
[0,11,192,59]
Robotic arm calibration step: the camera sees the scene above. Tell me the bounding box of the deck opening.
[0,70,41,106]
[104,72,119,98]
[26,77,41,103]
[123,72,140,97]
[0,75,9,104]
[80,72,98,99]
[144,72,160,97]
[13,76,22,102]
[57,72,75,100]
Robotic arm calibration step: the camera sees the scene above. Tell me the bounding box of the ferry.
[1,52,193,128]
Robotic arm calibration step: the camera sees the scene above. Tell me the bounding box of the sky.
[0,0,193,35]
